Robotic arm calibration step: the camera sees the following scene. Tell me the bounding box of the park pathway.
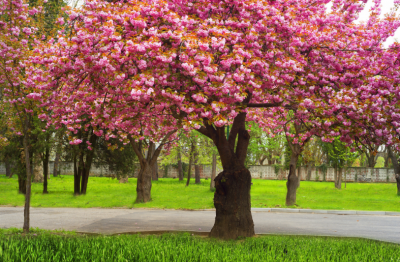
[1,207,399,243]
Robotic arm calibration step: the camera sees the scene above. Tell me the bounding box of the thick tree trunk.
[22,124,32,234]
[286,152,300,206]
[388,146,400,195]
[194,150,201,184]
[43,147,49,194]
[197,112,254,239]
[210,153,217,190]
[136,161,153,203]
[5,159,12,178]
[211,168,253,239]
[335,167,342,189]
[177,148,183,181]
[53,149,61,177]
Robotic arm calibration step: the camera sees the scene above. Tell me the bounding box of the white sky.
[357,0,400,47]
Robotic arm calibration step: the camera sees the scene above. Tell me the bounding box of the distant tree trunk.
[388,146,400,195]
[152,160,159,181]
[128,131,175,203]
[366,153,376,168]
[335,167,342,189]
[306,162,313,181]
[194,148,201,184]
[286,151,300,206]
[73,131,97,195]
[80,134,97,195]
[22,118,32,233]
[5,158,12,178]
[186,142,195,186]
[297,166,301,188]
[267,158,273,165]
[73,153,80,195]
[177,148,183,181]
[18,174,26,194]
[53,149,61,177]
[259,156,267,165]
[136,161,153,202]
[384,147,389,168]
[43,146,49,194]
[210,153,217,190]
[135,141,154,203]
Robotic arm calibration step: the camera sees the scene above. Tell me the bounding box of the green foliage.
[317,164,328,181]
[1,175,400,212]
[95,138,138,179]
[272,164,283,177]
[28,0,68,37]
[0,230,399,261]
[321,137,358,169]
[246,122,284,166]
[374,157,385,168]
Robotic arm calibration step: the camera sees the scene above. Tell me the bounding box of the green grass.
[1,228,399,261]
[1,175,400,211]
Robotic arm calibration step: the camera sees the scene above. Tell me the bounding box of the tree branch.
[128,136,145,165]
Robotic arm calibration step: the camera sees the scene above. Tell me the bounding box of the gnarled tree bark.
[197,112,254,239]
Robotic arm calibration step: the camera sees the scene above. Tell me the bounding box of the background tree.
[247,122,284,166]
[95,137,138,180]
[322,137,358,189]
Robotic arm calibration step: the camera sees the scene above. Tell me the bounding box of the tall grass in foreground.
[0,229,399,261]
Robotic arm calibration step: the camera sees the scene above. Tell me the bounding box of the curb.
[250,208,400,216]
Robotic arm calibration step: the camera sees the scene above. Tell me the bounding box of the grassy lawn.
[0,175,399,211]
[1,228,399,261]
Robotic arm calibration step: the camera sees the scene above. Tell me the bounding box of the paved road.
[1,207,399,243]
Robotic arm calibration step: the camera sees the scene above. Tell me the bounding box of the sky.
[357,0,400,47]
[68,0,399,46]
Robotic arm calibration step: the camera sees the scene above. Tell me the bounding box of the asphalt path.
[1,207,399,243]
